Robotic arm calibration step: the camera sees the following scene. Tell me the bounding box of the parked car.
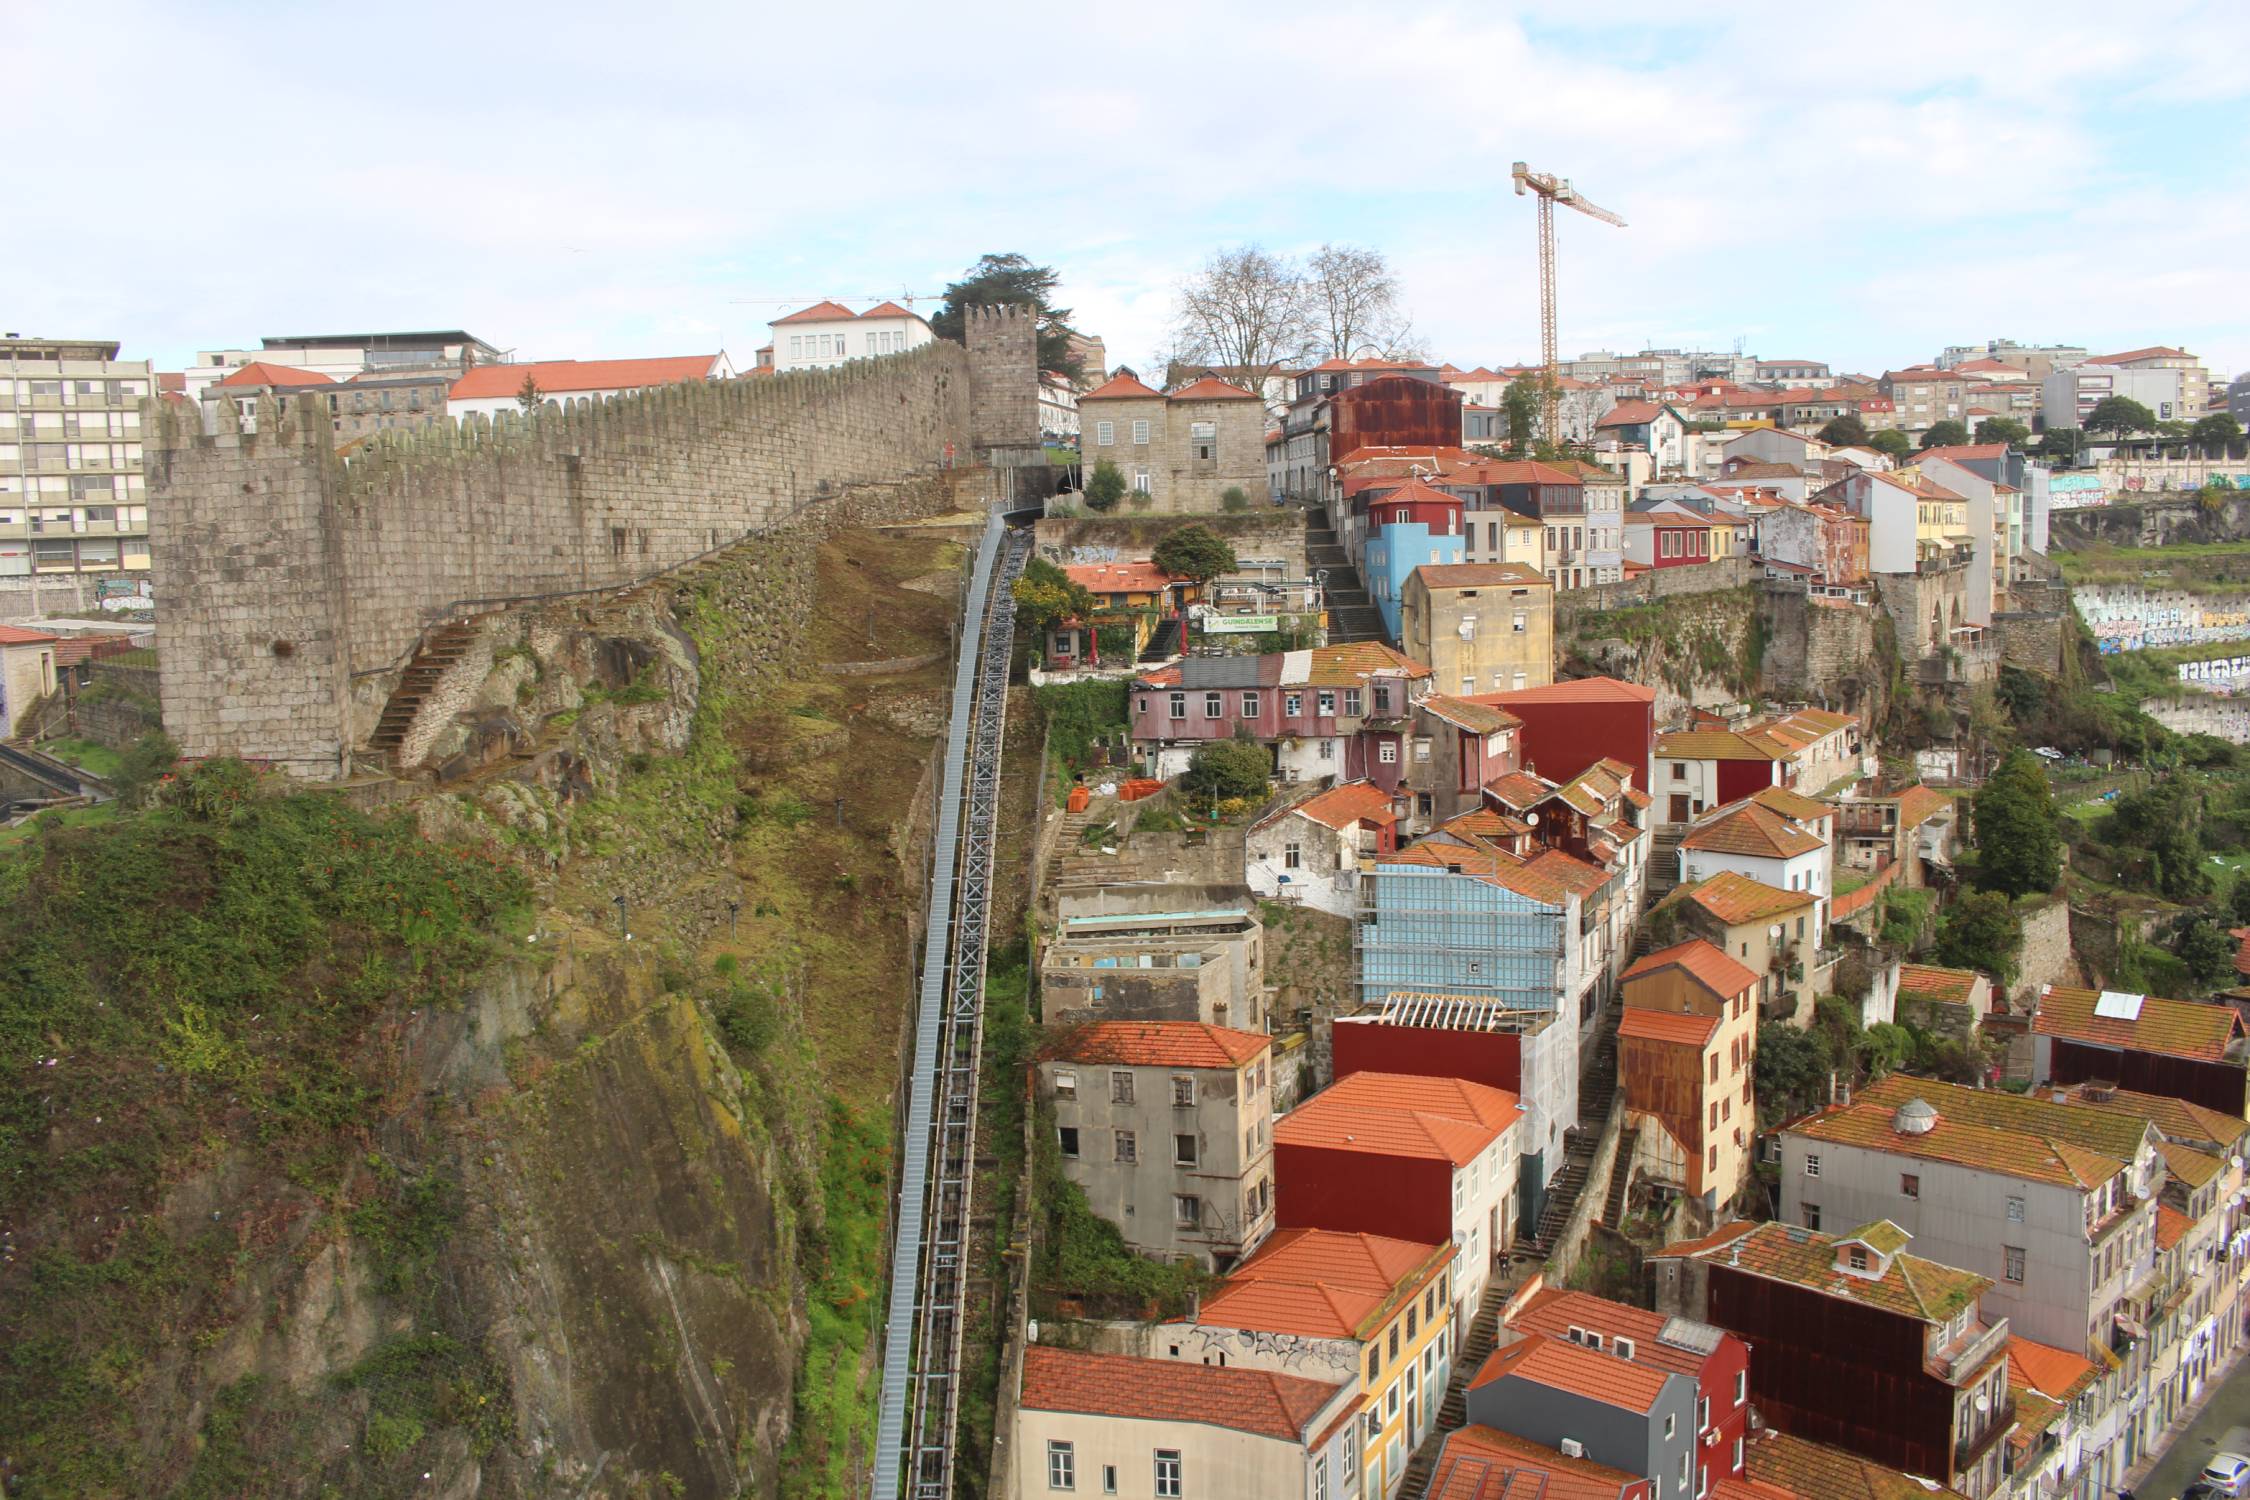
[2201,1452,2250,1497]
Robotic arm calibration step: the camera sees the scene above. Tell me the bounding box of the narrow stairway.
[1305,509,1386,645]
[1140,616,1183,662]
[1601,1122,1641,1226]
[1645,828,1683,902]
[1397,1008,1623,1498]
[368,621,482,766]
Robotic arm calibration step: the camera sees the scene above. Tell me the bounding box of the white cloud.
[2,0,2244,381]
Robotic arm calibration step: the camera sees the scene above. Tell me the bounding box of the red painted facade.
[1358,489,1463,533]
[1273,1143,1453,1246]
[1332,1023,1524,1097]
[1481,681,1656,789]
[1647,520,1719,568]
[1714,758,1781,804]
[1329,376,1464,464]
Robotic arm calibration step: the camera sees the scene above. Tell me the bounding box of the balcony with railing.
[1940,1316,2012,1386]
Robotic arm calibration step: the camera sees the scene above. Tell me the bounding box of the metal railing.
[872,514,1031,1499]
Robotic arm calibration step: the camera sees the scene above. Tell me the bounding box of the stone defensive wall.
[147,306,1038,777]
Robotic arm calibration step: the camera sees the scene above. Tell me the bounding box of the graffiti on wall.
[2077,583,2250,654]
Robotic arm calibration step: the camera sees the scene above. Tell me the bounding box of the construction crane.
[1511,162,1626,448]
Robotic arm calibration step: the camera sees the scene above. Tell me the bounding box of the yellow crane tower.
[1511,161,1627,448]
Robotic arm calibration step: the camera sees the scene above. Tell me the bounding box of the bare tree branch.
[1304,243,1412,360]
[1169,245,1316,401]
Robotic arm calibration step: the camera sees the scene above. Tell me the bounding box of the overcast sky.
[9,1,2247,381]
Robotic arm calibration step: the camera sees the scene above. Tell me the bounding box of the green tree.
[928,252,1082,378]
[2086,395,2159,438]
[2033,427,2084,463]
[2229,876,2250,927]
[1869,429,1913,461]
[1754,1021,1833,1126]
[1010,557,1095,633]
[1152,524,1237,584]
[1919,419,1971,449]
[1859,1021,1915,1078]
[110,730,179,810]
[515,374,542,413]
[1972,417,2031,448]
[1083,458,1127,513]
[2106,776,2207,902]
[1972,748,2061,897]
[1502,379,1541,455]
[1934,889,2025,984]
[2178,916,2238,991]
[2193,413,2245,447]
[1181,735,1272,801]
[1816,412,1870,448]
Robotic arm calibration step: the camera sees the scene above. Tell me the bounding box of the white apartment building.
[2041,350,2210,431]
[1780,1075,2164,1355]
[767,299,933,374]
[185,330,502,399]
[1038,369,1080,443]
[0,337,153,580]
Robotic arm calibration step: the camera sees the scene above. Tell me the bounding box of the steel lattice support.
[874,511,1030,1500]
[1536,190,1559,448]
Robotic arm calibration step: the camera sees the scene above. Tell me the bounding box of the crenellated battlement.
[148,329,1033,778]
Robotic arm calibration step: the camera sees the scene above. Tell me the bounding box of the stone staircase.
[1602,1121,1642,1227]
[368,620,482,767]
[1397,1012,1623,1498]
[1645,828,1683,902]
[1051,803,1175,889]
[1140,616,1183,662]
[1306,510,1386,645]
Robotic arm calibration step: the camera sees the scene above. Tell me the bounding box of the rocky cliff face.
[0,481,981,1499]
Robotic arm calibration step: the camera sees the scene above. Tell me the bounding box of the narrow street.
[2132,1354,2250,1498]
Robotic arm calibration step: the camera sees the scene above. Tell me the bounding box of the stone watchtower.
[963,303,1041,454]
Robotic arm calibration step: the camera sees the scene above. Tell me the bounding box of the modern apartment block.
[0,336,154,581]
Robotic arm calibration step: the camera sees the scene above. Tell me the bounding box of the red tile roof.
[1896,965,1981,1005]
[770,300,860,325]
[0,625,60,646]
[1038,1021,1270,1070]
[1019,1344,1344,1441]
[1366,477,1467,510]
[2032,985,2245,1063]
[2005,1336,2098,1403]
[1624,938,1760,999]
[1507,1288,1735,1381]
[1079,371,1167,401]
[215,360,332,388]
[2092,346,2191,365]
[1195,1229,1453,1340]
[2156,1203,2192,1252]
[1469,1332,1675,1413]
[1657,729,1782,762]
[857,300,921,320]
[1168,375,1261,402]
[1063,560,1183,595]
[1597,400,1664,428]
[1743,1428,1969,1499]
[1672,870,1815,927]
[1276,1070,1521,1165]
[1618,1008,1721,1047]
[1680,802,1825,860]
[1431,1424,1651,1500]
[1917,443,2009,464]
[1653,1220,1991,1324]
[448,356,720,400]
[1289,780,1402,832]
[1412,561,1550,589]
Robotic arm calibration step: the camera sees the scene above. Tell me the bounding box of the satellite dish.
[1768,924,1784,940]
[1526,812,1540,826]
[1973,1392,1989,1413]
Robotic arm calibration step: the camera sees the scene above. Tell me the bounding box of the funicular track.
[872,515,1031,1499]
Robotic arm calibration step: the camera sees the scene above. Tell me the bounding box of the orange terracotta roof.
[1897,965,1980,1005]
[1079,371,1167,401]
[1368,477,1466,509]
[1483,770,1555,810]
[856,300,921,320]
[1677,870,1815,927]
[1743,1428,1969,1500]
[1019,1344,1343,1441]
[1195,1229,1453,1340]
[1506,1288,1735,1382]
[2156,1203,2193,1252]
[1469,1332,1674,1413]
[1038,1021,1270,1070]
[1749,786,1831,822]
[1446,459,1585,487]
[0,625,61,646]
[1063,560,1183,594]
[770,299,860,325]
[1624,938,1760,999]
[1792,1094,2122,1191]
[1418,694,1521,735]
[1658,729,1783,762]
[2033,985,2245,1063]
[1653,1220,1990,1325]
[1883,784,1952,829]
[449,355,719,400]
[1680,802,1825,860]
[215,360,332,388]
[1412,562,1550,589]
[2155,1138,2223,1189]
[1289,781,1401,831]
[1852,1073,2152,1161]
[1618,1008,1720,1047]
[1597,400,1664,428]
[2093,346,2191,364]
[1276,1071,1521,1165]
[1306,641,1433,684]
[1168,375,1261,401]
[1432,1424,1651,1500]
[2005,1336,2099,1403]
[2062,1084,2249,1150]
[1918,443,2009,463]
